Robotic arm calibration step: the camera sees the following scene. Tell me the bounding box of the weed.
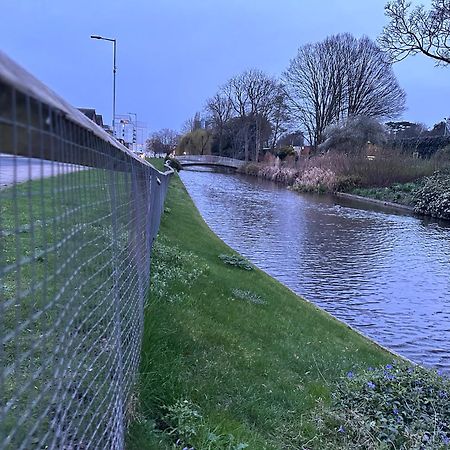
[231,288,265,305]
[150,238,208,304]
[160,399,249,450]
[218,254,253,271]
[302,361,450,449]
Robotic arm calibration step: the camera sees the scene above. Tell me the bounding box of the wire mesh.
[0,51,172,449]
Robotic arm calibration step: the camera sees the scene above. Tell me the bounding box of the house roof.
[78,108,104,127]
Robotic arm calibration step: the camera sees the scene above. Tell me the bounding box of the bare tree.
[205,93,233,155]
[284,33,406,147]
[269,88,291,149]
[181,112,203,134]
[246,72,284,160]
[344,35,406,118]
[146,128,180,155]
[379,0,450,65]
[223,72,252,161]
[221,69,283,161]
[283,39,346,146]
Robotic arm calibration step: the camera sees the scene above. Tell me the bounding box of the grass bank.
[127,172,392,449]
[349,182,421,207]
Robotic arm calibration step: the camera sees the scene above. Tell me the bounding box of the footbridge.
[174,155,245,170]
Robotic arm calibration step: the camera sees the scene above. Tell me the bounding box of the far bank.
[237,150,450,221]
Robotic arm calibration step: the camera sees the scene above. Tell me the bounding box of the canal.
[180,169,450,373]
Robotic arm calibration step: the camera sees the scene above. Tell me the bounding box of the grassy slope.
[127,173,391,449]
[349,182,421,207]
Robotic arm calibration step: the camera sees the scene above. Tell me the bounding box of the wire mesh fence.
[0,51,173,449]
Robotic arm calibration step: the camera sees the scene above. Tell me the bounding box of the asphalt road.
[0,154,83,188]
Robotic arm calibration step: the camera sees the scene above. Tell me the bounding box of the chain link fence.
[0,50,173,449]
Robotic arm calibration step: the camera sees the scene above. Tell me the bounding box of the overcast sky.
[2,0,448,137]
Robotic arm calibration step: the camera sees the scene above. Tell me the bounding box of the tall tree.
[283,40,342,146]
[222,69,282,161]
[379,0,450,65]
[385,121,428,138]
[205,93,233,156]
[269,88,291,149]
[284,33,406,147]
[146,128,180,154]
[177,129,212,155]
[181,112,204,134]
[223,72,251,160]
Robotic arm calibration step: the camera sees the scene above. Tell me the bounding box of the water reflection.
[180,170,450,372]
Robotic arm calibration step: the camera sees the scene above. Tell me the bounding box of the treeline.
[172,33,407,161]
[147,15,450,161]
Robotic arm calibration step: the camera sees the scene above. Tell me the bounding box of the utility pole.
[91,35,117,136]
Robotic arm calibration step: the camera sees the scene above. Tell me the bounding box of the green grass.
[126,173,392,449]
[350,182,422,206]
[1,168,141,448]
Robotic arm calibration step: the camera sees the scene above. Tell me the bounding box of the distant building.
[78,108,105,128]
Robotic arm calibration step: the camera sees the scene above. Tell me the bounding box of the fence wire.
[0,51,173,449]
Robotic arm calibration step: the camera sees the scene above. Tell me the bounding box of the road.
[0,154,83,188]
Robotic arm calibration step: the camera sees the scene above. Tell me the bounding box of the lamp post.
[90,35,117,135]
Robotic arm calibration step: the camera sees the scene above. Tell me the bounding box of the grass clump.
[218,254,254,270]
[150,237,209,304]
[127,171,391,449]
[231,288,265,305]
[159,399,249,450]
[303,361,450,449]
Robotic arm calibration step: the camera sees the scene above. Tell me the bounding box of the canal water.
[179,169,450,373]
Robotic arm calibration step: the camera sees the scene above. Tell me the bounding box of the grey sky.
[2,0,448,136]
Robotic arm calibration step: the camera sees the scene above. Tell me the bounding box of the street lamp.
[90,35,117,135]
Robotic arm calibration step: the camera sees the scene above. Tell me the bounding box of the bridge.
[174,155,245,170]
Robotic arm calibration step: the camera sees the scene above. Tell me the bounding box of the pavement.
[0,154,83,188]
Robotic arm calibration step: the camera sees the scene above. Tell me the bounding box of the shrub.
[271,167,299,185]
[240,162,260,176]
[258,164,278,180]
[320,116,387,155]
[413,169,450,220]
[433,145,450,166]
[389,136,450,158]
[276,146,295,160]
[165,156,182,171]
[305,362,450,449]
[334,175,362,191]
[347,151,438,187]
[293,167,337,193]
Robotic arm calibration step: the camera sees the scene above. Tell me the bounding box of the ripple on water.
[180,170,450,373]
